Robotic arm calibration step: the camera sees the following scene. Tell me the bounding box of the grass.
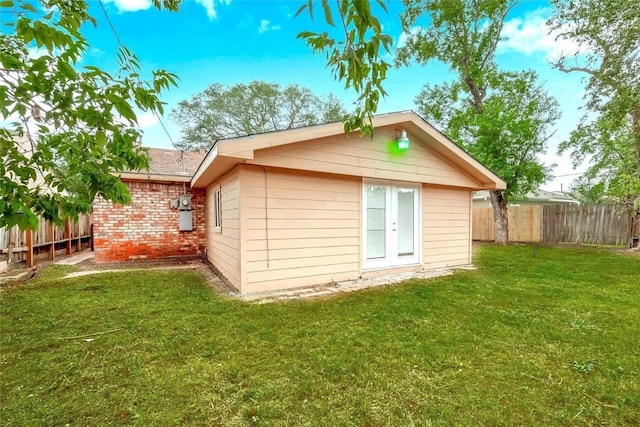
[1,245,639,426]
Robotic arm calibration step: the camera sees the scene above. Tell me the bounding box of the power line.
[554,172,584,178]
[97,0,179,149]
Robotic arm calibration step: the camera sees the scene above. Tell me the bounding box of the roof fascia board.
[191,144,219,187]
[219,121,354,158]
[399,116,506,190]
[119,172,191,183]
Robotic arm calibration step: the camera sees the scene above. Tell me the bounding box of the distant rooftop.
[474,189,579,204]
[138,148,205,177]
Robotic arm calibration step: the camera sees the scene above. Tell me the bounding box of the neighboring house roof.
[119,148,206,183]
[10,134,48,189]
[191,110,507,190]
[473,189,580,204]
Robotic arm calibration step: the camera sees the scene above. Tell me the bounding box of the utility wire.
[97,0,179,149]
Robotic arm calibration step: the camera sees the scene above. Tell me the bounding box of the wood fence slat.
[1,214,92,268]
[473,203,636,245]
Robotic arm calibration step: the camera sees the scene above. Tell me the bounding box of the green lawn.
[1,245,638,426]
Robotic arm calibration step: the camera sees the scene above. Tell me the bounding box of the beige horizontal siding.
[249,129,480,189]
[206,171,241,289]
[241,166,361,293]
[245,267,358,294]
[244,236,359,251]
[423,186,472,269]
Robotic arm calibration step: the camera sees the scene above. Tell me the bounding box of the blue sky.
[80,0,588,191]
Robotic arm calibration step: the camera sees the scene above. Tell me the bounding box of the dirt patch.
[612,247,640,258]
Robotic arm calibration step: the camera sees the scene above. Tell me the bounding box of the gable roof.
[119,148,206,183]
[191,111,506,190]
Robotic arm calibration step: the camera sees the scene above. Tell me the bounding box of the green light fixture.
[397,129,410,151]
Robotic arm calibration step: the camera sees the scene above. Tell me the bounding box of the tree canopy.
[396,0,559,243]
[296,0,393,135]
[415,70,559,199]
[1,0,179,230]
[549,0,640,210]
[170,81,346,151]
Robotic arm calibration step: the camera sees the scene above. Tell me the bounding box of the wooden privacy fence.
[473,205,543,243]
[0,214,92,268]
[473,204,639,246]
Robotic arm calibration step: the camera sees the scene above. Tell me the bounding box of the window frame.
[362,179,421,270]
[214,188,222,232]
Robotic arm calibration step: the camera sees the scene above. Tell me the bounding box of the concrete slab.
[56,251,95,265]
[240,265,476,303]
[62,264,199,279]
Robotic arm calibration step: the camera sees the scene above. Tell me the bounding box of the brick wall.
[93,180,206,263]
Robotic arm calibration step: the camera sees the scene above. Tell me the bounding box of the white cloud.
[103,0,229,20]
[27,46,48,59]
[194,0,232,20]
[112,110,159,129]
[136,111,160,129]
[102,0,153,13]
[396,26,424,49]
[499,9,583,59]
[196,0,217,19]
[258,19,281,34]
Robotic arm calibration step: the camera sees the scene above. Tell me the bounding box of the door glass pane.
[366,185,386,259]
[397,188,414,256]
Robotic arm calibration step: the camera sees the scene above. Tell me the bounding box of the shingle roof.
[144,148,205,176]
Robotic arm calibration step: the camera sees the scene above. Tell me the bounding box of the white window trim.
[214,188,222,233]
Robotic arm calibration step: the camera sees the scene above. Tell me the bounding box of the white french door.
[363,180,421,270]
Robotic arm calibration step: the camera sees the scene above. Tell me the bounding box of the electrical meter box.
[179,195,192,210]
[179,210,193,231]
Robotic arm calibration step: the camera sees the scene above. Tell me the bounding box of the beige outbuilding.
[191,111,506,294]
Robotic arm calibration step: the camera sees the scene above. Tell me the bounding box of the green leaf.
[58,61,77,79]
[293,3,307,18]
[20,2,37,12]
[321,0,335,26]
[96,130,107,149]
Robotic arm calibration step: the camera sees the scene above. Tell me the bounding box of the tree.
[1,0,387,232]
[296,0,393,135]
[170,81,346,151]
[568,176,606,204]
[396,0,559,244]
[1,0,179,230]
[549,0,640,223]
[562,117,640,206]
[415,69,560,198]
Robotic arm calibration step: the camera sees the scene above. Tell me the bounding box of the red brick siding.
[93,180,206,263]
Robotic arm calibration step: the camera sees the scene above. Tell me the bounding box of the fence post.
[6,227,14,263]
[26,228,34,268]
[49,223,54,260]
[575,204,583,245]
[65,217,72,255]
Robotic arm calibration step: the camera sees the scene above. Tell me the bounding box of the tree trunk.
[632,108,640,247]
[632,108,640,183]
[489,190,509,244]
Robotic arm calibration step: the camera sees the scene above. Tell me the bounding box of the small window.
[214,188,222,231]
